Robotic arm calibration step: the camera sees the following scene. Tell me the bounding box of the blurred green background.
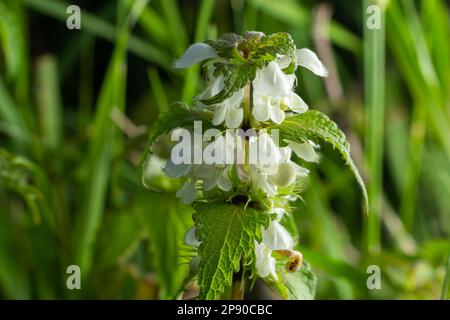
[0,0,449,299]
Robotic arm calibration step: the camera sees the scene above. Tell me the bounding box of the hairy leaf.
[273,110,368,213]
[276,261,317,300]
[193,202,272,299]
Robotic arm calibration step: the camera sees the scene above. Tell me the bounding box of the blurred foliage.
[0,0,449,299]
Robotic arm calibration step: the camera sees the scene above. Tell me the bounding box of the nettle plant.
[142,32,367,300]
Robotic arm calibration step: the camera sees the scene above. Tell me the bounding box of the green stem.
[243,81,252,130]
[231,272,245,300]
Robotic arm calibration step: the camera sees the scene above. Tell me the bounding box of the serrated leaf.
[249,32,296,68]
[277,261,317,300]
[206,33,244,60]
[193,202,272,299]
[272,110,368,213]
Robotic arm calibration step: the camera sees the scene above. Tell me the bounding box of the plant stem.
[231,272,245,300]
[243,81,252,130]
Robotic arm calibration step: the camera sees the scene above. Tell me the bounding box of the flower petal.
[254,241,273,278]
[269,105,285,124]
[176,181,198,204]
[174,43,217,68]
[217,168,232,191]
[286,140,320,163]
[269,162,296,187]
[252,98,270,122]
[212,105,228,126]
[296,48,328,77]
[287,92,308,114]
[163,160,192,178]
[225,106,243,128]
[262,221,294,250]
[184,227,201,247]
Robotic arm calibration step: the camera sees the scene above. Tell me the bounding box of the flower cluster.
[168,33,327,282]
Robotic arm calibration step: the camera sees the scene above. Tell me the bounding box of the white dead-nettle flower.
[198,75,245,129]
[174,43,217,68]
[245,133,310,197]
[184,226,201,247]
[174,43,327,128]
[254,220,294,280]
[252,50,327,125]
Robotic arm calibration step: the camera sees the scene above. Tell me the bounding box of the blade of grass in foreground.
[24,0,170,67]
[73,2,148,278]
[442,251,450,300]
[181,0,215,102]
[363,0,386,254]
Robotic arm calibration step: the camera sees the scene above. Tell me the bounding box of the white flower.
[254,220,294,280]
[174,43,217,68]
[197,164,232,192]
[247,134,309,196]
[254,241,278,280]
[184,227,201,247]
[198,75,245,128]
[285,139,320,163]
[163,160,192,178]
[262,221,294,250]
[176,181,198,204]
[296,48,328,77]
[252,61,308,124]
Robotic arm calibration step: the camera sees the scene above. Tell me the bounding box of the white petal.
[269,105,285,124]
[174,43,217,68]
[227,88,245,107]
[202,170,219,191]
[269,256,278,280]
[279,147,292,162]
[276,55,291,69]
[262,221,294,250]
[225,106,243,128]
[291,162,310,177]
[212,105,228,126]
[217,168,232,191]
[184,227,201,247]
[269,162,296,187]
[252,99,270,122]
[296,48,328,77]
[163,160,192,178]
[286,140,320,163]
[199,75,224,100]
[254,241,272,278]
[287,92,308,114]
[176,182,197,204]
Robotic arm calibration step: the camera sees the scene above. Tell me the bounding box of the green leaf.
[273,110,368,213]
[249,32,296,68]
[277,261,317,300]
[193,202,273,299]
